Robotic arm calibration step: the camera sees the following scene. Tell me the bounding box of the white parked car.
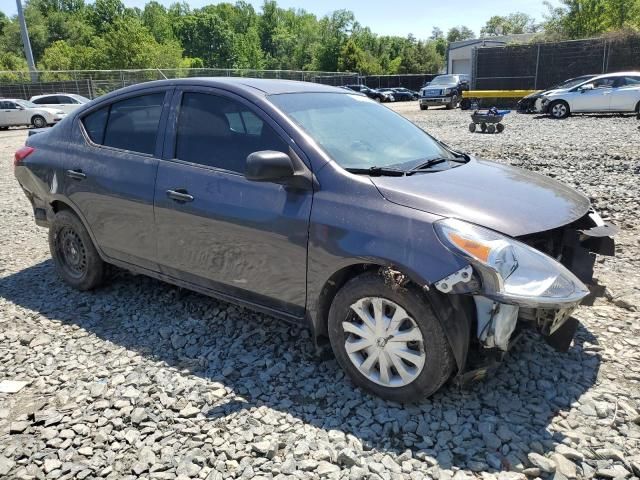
[29,93,90,114]
[541,71,640,118]
[0,99,66,129]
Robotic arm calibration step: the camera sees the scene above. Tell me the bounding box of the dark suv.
[14,78,616,401]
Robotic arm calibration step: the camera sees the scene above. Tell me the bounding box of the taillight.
[14,146,35,166]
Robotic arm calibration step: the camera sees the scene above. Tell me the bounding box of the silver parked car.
[542,71,640,118]
[30,93,91,114]
[0,99,66,129]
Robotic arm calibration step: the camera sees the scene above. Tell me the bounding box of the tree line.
[0,0,638,76]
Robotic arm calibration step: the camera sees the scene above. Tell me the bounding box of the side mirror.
[15,105,24,110]
[246,150,315,190]
[246,150,294,182]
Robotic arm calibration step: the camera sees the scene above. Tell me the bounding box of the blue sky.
[3,0,558,39]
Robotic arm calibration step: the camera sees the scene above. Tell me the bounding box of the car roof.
[592,71,640,79]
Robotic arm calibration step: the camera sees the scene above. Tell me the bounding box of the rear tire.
[31,115,47,128]
[487,124,496,134]
[49,210,105,291]
[469,122,476,133]
[496,123,505,133]
[549,100,570,119]
[328,272,454,402]
[420,105,428,110]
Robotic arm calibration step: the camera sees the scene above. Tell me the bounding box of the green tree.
[446,26,475,42]
[481,13,539,36]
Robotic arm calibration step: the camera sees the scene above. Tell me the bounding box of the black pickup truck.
[419,74,470,110]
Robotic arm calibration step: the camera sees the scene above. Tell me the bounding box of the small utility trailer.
[469,108,510,134]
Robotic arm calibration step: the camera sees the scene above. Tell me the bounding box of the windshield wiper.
[345,166,405,177]
[406,158,449,175]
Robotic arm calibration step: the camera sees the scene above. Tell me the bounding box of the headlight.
[443,88,451,95]
[434,218,589,307]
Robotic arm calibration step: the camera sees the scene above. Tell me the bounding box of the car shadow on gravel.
[1,260,602,473]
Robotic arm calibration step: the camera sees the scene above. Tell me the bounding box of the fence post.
[534,44,541,90]
[602,40,607,73]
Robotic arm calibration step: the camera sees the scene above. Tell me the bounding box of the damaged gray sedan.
[14,78,617,402]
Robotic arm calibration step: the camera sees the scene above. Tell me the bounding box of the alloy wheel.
[343,297,426,387]
[551,103,567,118]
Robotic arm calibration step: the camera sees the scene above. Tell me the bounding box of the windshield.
[269,93,455,170]
[15,99,37,108]
[554,77,593,90]
[431,75,457,85]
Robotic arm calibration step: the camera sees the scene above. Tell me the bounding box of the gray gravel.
[1,105,639,479]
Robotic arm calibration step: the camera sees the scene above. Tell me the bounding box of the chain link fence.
[0,68,360,99]
[472,34,640,90]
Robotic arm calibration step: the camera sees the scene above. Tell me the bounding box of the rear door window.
[174,92,288,173]
[81,93,165,155]
[32,96,53,105]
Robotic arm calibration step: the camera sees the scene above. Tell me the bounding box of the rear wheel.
[487,124,496,134]
[328,272,454,402]
[49,210,105,290]
[31,115,47,128]
[549,100,570,119]
[480,122,487,132]
[420,105,428,111]
[469,122,477,133]
[496,123,505,133]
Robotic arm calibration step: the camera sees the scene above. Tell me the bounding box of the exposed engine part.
[380,266,410,291]
[535,306,575,335]
[435,265,473,293]
[473,296,519,351]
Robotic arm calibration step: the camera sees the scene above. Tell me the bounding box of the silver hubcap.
[552,104,566,117]
[343,297,426,388]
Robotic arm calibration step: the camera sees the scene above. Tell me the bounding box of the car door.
[154,88,312,317]
[1,101,27,126]
[63,88,172,270]
[570,78,615,112]
[56,95,81,114]
[608,76,640,112]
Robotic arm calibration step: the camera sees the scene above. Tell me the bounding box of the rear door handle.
[66,169,86,180]
[166,189,194,203]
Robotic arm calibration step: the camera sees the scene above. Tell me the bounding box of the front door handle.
[66,169,86,180]
[166,189,194,203]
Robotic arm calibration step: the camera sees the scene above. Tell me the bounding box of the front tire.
[31,115,47,128]
[328,272,454,402]
[549,100,570,119]
[49,210,105,290]
[446,95,458,110]
[420,105,428,111]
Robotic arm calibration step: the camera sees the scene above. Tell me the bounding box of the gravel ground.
[1,105,639,480]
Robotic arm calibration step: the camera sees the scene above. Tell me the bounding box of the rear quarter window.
[82,107,109,144]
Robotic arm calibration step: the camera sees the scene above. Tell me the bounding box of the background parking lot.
[0,106,639,479]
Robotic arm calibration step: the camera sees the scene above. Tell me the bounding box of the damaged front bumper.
[433,209,617,355]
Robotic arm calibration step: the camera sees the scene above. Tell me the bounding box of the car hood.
[370,158,591,237]
[424,83,457,90]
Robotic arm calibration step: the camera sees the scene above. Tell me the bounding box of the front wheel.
[49,210,105,290]
[328,272,454,402]
[446,95,458,110]
[419,105,428,111]
[549,100,570,119]
[31,115,47,128]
